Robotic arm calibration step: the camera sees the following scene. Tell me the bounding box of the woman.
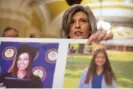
[0,44,42,88]
[61,4,113,43]
[79,48,116,88]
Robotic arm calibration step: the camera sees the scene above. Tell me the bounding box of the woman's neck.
[17,70,27,79]
[96,67,103,75]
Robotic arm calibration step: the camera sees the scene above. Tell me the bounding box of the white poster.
[0,38,133,88]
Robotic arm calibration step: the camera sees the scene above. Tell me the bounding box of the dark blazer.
[0,72,43,88]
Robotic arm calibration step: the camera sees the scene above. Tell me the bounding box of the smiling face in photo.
[69,11,90,39]
[17,52,30,71]
[95,52,106,68]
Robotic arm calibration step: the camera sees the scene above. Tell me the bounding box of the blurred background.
[0,0,133,38]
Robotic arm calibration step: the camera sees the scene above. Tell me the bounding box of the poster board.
[0,38,133,88]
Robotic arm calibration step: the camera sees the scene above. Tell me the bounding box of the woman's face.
[95,52,106,68]
[69,11,90,39]
[17,53,30,71]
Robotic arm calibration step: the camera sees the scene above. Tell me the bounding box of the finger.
[88,35,94,44]
[88,30,106,44]
[88,33,98,44]
[92,30,101,40]
[103,32,113,40]
[94,30,101,39]
[96,30,106,42]
[91,30,103,43]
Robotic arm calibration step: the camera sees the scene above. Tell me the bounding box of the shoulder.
[31,74,41,81]
[0,72,11,78]
[0,72,12,86]
[30,74,43,88]
[79,66,91,88]
[80,66,89,79]
[80,66,90,82]
[82,66,89,74]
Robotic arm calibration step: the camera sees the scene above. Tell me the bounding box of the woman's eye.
[23,58,28,60]
[18,58,21,60]
[71,20,75,24]
[81,19,87,23]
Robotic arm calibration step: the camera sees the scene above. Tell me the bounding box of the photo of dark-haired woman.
[0,44,42,88]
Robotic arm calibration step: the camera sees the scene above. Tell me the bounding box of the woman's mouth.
[74,31,83,36]
[18,63,25,68]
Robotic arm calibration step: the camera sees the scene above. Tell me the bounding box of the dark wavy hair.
[12,44,38,78]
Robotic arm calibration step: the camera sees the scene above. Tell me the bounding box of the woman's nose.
[75,21,80,28]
